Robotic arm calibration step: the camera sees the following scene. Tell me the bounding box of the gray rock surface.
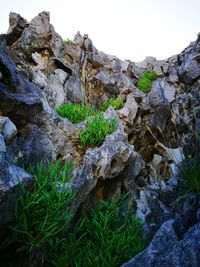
[73,110,144,209]
[0,11,200,264]
[6,12,29,46]
[0,116,17,143]
[0,131,32,251]
[121,220,200,267]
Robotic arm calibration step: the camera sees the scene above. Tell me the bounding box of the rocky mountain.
[0,11,200,267]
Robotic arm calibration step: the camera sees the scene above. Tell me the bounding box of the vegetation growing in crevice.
[80,113,117,148]
[100,97,124,111]
[137,70,157,93]
[56,102,99,124]
[179,157,200,195]
[11,161,75,254]
[57,102,117,148]
[48,198,147,267]
[10,161,147,267]
[64,38,73,45]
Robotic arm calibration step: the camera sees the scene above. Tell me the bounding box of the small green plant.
[11,161,75,253]
[80,113,117,148]
[48,198,147,267]
[64,38,73,45]
[100,97,124,111]
[56,103,99,124]
[179,157,200,195]
[137,70,157,93]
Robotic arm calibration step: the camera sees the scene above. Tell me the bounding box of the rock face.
[0,117,32,250]
[0,10,200,265]
[121,218,200,267]
[73,110,144,209]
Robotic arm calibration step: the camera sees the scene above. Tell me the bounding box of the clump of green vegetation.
[48,198,147,267]
[137,70,157,93]
[100,97,124,111]
[11,162,147,267]
[179,157,200,195]
[57,103,117,148]
[56,102,99,124]
[64,38,73,45]
[11,161,75,253]
[80,113,117,148]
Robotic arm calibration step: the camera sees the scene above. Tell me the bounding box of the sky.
[1,0,200,62]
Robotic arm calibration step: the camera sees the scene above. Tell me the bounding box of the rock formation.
[0,11,200,266]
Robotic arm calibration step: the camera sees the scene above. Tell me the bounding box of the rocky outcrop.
[0,11,200,265]
[122,215,200,267]
[0,116,32,250]
[72,108,144,209]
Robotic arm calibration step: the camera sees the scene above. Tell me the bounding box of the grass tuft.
[56,103,99,124]
[11,161,75,253]
[179,157,200,195]
[80,113,117,148]
[64,38,73,45]
[57,103,117,148]
[48,198,147,267]
[100,97,124,112]
[137,70,157,93]
[11,165,147,267]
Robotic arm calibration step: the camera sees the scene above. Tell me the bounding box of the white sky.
[1,0,200,61]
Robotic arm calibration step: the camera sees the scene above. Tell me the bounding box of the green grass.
[80,113,117,148]
[56,103,117,148]
[10,162,147,267]
[11,161,75,253]
[100,97,124,111]
[48,198,147,267]
[179,158,200,195]
[64,38,73,45]
[137,70,157,93]
[56,103,99,124]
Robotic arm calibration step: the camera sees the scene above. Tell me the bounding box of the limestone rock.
[117,93,138,128]
[64,75,84,104]
[0,132,32,250]
[6,12,29,45]
[178,34,200,84]
[121,220,200,267]
[19,11,65,59]
[0,116,17,143]
[1,11,200,265]
[72,119,142,209]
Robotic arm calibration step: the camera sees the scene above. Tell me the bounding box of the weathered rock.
[6,12,29,46]
[178,34,200,84]
[19,11,65,59]
[72,111,143,209]
[134,56,166,76]
[0,116,17,143]
[0,11,200,265]
[0,131,32,250]
[0,134,6,164]
[121,219,200,267]
[64,75,84,104]
[155,142,185,175]
[117,93,138,128]
[0,44,80,165]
